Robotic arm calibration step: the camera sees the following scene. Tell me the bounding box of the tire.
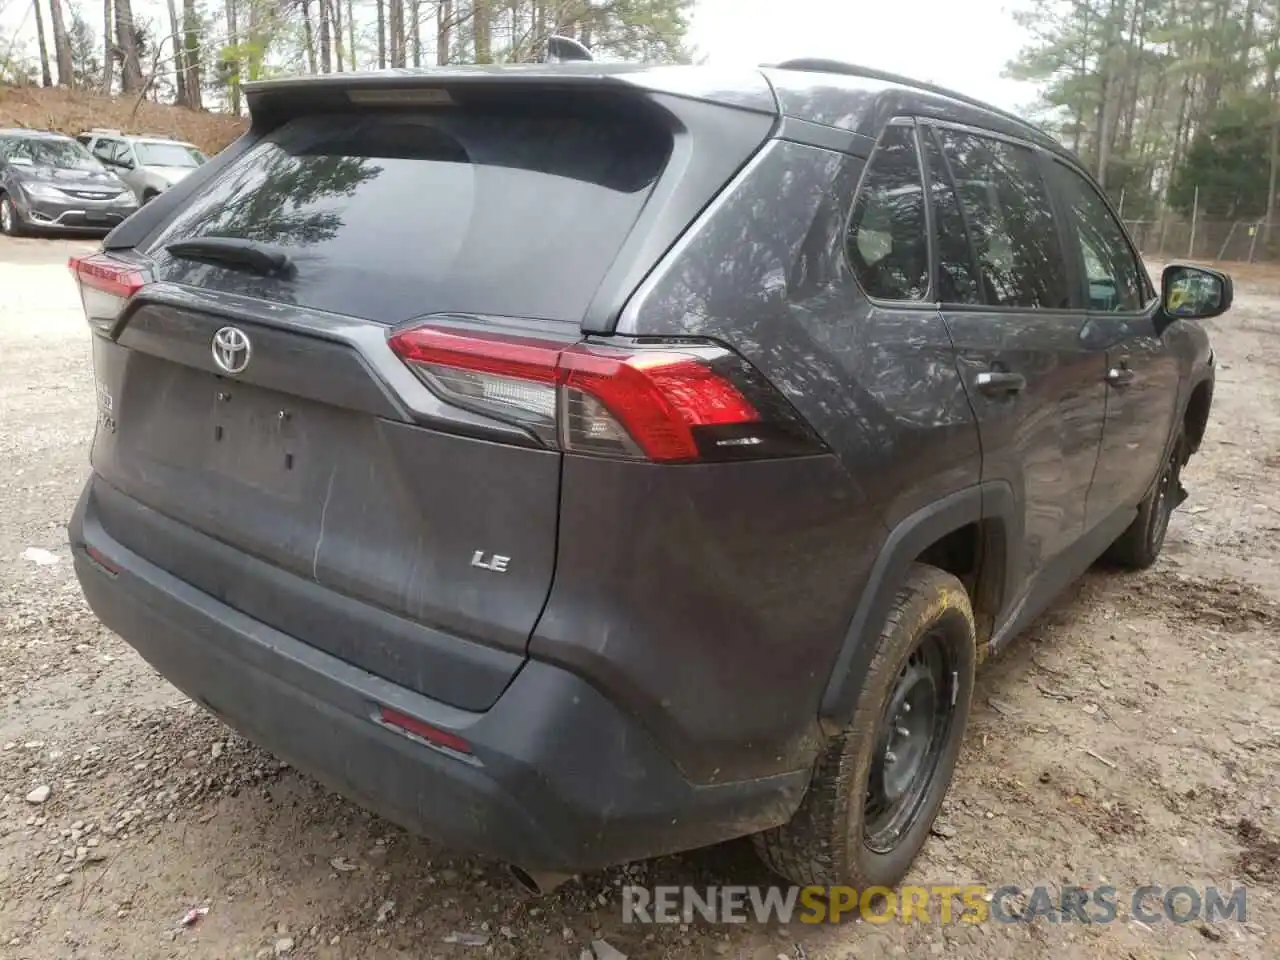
[753,563,976,888]
[0,194,24,237]
[1102,430,1186,570]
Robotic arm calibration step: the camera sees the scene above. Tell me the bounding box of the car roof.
[762,59,1065,157]
[244,59,1068,165]
[79,130,199,148]
[126,134,198,147]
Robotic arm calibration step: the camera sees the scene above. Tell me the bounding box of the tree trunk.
[1268,117,1279,245]
[376,0,386,67]
[166,0,188,104]
[182,0,202,109]
[437,0,452,64]
[302,0,318,73]
[341,0,352,70]
[33,0,53,87]
[1169,74,1192,183]
[102,0,114,93]
[244,0,261,81]
[1094,68,1111,185]
[389,0,403,67]
[225,0,240,113]
[113,0,142,92]
[1071,6,1089,155]
[1266,31,1280,244]
[48,0,75,86]
[473,0,490,63]
[410,0,420,66]
[319,0,332,72]
[325,0,344,71]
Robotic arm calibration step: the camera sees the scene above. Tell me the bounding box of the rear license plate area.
[207,381,308,500]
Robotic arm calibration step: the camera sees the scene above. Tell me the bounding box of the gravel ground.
[0,236,1277,959]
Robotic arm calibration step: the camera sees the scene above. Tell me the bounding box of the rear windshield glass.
[148,106,672,324]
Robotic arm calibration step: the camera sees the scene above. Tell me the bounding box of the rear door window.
[935,129,1072,310]
[846,124,929,301]
[147,107,673,325]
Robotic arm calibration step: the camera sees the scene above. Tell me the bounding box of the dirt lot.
[0,237,1277,960]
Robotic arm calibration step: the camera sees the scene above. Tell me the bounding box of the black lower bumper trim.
[69,480,807,872]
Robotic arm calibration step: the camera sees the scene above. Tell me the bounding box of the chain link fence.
[1123,218,1279,263]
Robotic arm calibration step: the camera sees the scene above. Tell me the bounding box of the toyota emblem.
[211,326,252,374]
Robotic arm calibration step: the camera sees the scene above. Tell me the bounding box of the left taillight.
[388,323,826,464]
[68,253,148,328]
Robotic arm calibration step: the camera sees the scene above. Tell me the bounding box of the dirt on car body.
[1,237,1277,958]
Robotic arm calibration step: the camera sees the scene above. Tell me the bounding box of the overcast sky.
[1,0,1037,113]
[689,0,1034,111]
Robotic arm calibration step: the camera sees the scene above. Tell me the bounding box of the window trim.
[919,117,1087,316]
[921,123,987,308]
[1046,156,1158,315]
[1034,148,1088,313]
[842,116,937,310]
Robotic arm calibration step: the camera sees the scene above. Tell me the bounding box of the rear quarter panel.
[547,138,981,783]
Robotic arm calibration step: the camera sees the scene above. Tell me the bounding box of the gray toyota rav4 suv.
[69,59,1230,892]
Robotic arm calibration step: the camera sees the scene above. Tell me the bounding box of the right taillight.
[69,253,149,329]
[387,323,825,463]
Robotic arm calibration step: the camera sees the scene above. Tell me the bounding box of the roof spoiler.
[543,35,593,63]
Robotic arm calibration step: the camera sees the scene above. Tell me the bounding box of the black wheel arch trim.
[1138,368,1211,506]
[1181,371,1214,457]
[819,481,1021,730]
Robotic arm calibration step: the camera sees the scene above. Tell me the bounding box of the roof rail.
[766,58,1043,140]
[87,127,122,134]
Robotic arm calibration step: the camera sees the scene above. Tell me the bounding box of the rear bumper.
[70,481,806,872]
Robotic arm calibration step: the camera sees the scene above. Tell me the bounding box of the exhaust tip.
[509,865,575,897]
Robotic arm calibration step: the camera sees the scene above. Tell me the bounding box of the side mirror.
[1161,263,1232,321]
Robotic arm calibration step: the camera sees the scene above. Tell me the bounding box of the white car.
[76,130,207,204]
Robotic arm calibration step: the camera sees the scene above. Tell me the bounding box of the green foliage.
[68,8,103,89]
[462,0,695,65]
[1005,0,1280,218]
[575,0,697,63]
[1169,95,1273,218]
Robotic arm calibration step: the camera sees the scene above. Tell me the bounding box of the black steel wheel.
[753,563,976,888]
[1103,430,1186,569]
[862,628,960,854]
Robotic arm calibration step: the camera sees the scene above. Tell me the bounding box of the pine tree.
[68,8,103,88]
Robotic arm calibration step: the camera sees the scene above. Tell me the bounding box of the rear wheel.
[1103,431,1185,569]
[753,563,976,888]
[0,194,24,237]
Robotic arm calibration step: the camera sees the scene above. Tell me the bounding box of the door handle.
[975,370,1027,395]
[1106,366,1135,387]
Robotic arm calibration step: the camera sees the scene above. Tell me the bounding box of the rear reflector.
[84,545,120,575]
[378,706,472,755]
[388,324,824,463]
[69,253,148,327]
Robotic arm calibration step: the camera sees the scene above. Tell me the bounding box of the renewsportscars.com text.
[621,884,1248,925]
